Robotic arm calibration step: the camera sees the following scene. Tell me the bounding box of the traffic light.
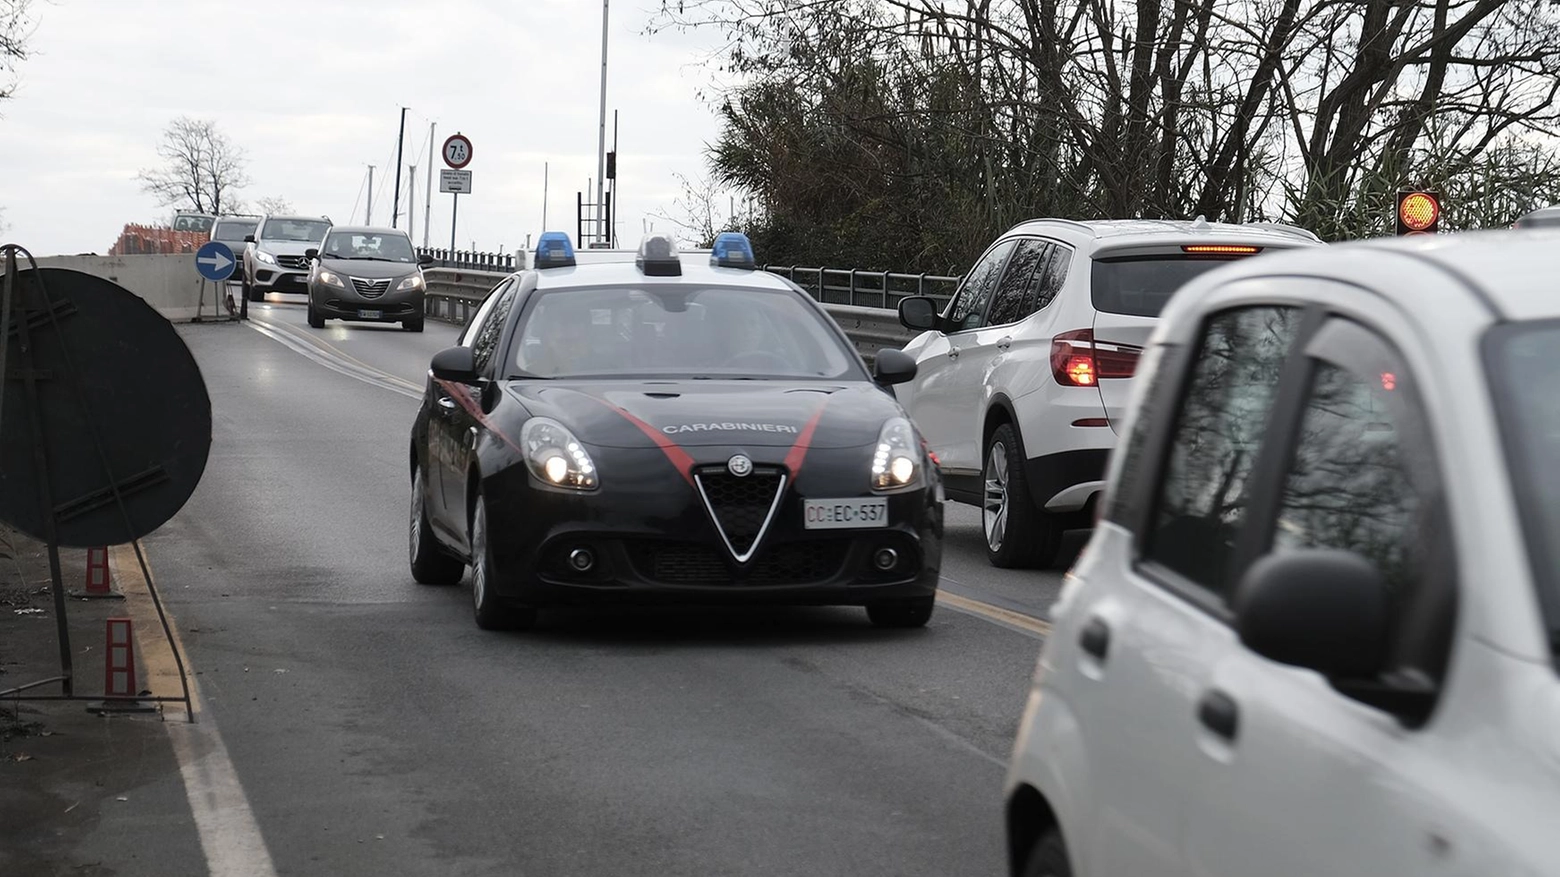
[1396,189,1441,235]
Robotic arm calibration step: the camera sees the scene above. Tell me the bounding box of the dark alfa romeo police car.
[408,232,944,631]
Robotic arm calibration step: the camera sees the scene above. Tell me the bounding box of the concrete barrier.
[30,253,222,323]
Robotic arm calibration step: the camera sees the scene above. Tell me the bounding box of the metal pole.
[450,192,458,253]
[542,162,549,230]
[611,109,619,247]
[423,123,435,248]
[366,165,374,225]
[408,165,416,243]
[392,107,407,228]
[595,0,610,244]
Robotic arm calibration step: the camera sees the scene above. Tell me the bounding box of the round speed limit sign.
[442,133,473,169]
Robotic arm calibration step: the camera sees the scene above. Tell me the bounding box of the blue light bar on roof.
[709,232,756,269]
[534,231,576,269]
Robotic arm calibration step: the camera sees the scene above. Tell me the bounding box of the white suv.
[894,218,1321,568]
[1004,230,1560,877]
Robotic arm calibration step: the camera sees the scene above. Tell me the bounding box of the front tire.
[984,423,1063,569]
[306,299,326,329]
[469,491,537,631]
[409,464,463,585]
[866,596,935,628]
[245,278,263,302]
[402,314,424,333]
[1020,829,1072,877]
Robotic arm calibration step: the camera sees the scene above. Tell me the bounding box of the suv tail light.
[1050,329,1141,386]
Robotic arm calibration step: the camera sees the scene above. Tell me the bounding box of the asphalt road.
[127,295,1078,876]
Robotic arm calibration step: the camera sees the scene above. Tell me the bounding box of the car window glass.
[1025,244,1071,315]
[471,285,519,374]
[986,239,1048,326]
[459,279,512,347]
[1271,330,1445,673]
[945,239,1015,332]
[1145,306,1303,599]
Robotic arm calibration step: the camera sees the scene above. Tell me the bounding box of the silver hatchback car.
[304,226,434,332]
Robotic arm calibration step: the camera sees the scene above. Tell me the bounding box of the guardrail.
[417,248,522,272]
[760,265,960,309]
[422,267,920,362]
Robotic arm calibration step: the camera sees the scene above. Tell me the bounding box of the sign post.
[194,240,237,322]
[442,133,473,257]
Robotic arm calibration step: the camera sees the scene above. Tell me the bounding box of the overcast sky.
[0,0,740,256]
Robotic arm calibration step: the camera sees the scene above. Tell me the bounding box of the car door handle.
[996,336,1012,350]
[436,396,457,413]
[947,346,961,360]
[1079,617,1110,661]
[1198,690,1240,742]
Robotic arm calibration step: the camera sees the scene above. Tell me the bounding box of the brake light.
[1182,244,1261,255]
[1051,329,1141,386]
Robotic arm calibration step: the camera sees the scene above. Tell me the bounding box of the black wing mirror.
[1235,548,1435,723]
[418,253,436,266]
[243,234,257,244]
[430,346,478,383]
[873,348,918,386]
[898,296,940,332]
[305,248,319,261]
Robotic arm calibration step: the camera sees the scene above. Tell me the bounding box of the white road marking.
[112,545,280,877]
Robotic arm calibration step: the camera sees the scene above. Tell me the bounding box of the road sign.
[195,240,236,282]
[440,169,473,194]
[442,133,473,169]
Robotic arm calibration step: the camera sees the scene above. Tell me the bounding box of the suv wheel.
[984,423,1063,569]
[306,299,325,329]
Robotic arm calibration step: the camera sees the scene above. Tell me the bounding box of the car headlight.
[871,417,921,491]
[318,270,345,287]
[520,417,597,490]
[396,274,425,291]
[255,250,277,265]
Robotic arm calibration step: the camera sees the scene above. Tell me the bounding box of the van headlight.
[521,418,597,490]
[871,417,921,492]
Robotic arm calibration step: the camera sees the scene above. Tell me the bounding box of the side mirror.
[873,348,918,386]
[430,346,478,383]
[418,253,435,266]
[898,296,940,332]
[1235,549,1389,680]
[243,234,256,244]
[305,248,319,260]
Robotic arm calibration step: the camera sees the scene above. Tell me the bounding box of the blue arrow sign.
[195,240,237,282]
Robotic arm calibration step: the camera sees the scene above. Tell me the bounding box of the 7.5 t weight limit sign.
[443,133,473,169]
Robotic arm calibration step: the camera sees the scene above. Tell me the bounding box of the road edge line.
[111,544,280,877]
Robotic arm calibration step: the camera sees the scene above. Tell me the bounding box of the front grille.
[695,467,786,559]
[276,254,309,269]
[630,540,851,586]
[351,277,391,299]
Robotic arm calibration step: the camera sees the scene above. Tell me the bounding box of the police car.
[407,232,944,630]
[1004,229,1560,877]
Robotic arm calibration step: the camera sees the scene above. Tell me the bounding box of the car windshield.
[173,214,214,233]
[321,232,416,262]
[1092,254,1257,317]
[261,219,331,242]
[212,219,258,242]
[509,284,865,381]
[1485,322,1560,655]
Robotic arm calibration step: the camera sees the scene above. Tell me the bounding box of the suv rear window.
[1091,255,1251,318]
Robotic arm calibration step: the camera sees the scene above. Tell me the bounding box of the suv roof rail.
[1009,217,1100,237]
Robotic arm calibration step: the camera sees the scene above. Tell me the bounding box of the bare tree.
[137,117,250,215]
[653,0,1560,268]
[253,195,293,216]
[0,0,34,104]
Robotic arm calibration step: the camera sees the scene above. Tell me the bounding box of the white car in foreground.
[1004,229,1560,876]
